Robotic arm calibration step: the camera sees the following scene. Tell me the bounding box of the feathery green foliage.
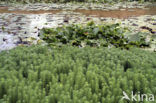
[0,45,156,103]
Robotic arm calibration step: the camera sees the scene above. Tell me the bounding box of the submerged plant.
[1,26,5,32]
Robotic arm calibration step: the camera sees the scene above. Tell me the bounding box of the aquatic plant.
[0,45,156,103]
[40,22,150,49]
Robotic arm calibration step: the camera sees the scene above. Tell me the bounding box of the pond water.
[0,4,156,51]
[0,5,156,18]
[74,7,156,19]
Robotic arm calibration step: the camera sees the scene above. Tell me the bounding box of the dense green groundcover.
[0,45,156,103]
[41,22,150,49]
[0,0,155,3]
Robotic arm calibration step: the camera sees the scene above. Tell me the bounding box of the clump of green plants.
[40,21,150,49]
[0,45,156,103]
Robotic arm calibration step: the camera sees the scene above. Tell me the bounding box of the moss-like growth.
[0,45,155,103]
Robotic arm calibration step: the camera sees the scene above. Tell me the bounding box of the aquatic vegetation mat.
[0,45,156,103]
[40,22,150,49]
